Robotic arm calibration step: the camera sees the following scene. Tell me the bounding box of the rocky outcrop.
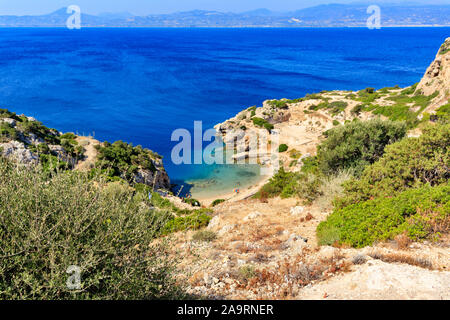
[133,165,170,190]
[298,259,450,300]
[1,110,171,191]
[417,37,450,109]
[0,140,38,166]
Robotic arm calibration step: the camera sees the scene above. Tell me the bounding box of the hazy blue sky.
[0,0,448,15]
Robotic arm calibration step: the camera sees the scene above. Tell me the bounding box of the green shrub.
[317,183,449,248]
[282,172,323,204]
[192,230,217,242]
[436,103,450,122]
[211,199,225,207]
[278,144,288,153]
[439,42,450,55]
[332,120,340,126]
[336,123,449,208]
[95,140,159,182]
[162,212,211,234]
[267,100,289,109]
[252,117,273,132]
[0,122,19,141]
[289,149,302,159]
[238,265,257,281]
[351,104,365,115]
[254,167,322,204]
[39,154,71,171]
[253,168,296,199]
[309,101,348,115]
[401,83,418,95]
[317,119,407,176]
[300,156,320,174]
[356,89,380,103]
[0,159,185,299]
[183,198,201,207]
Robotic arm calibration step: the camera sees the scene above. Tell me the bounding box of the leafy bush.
[356,89,380,103]
[436,103,450,123]
[317,183,449,248]
[309,101,348,115]
[439,41,450,55]
[0,159,185,299]
[39,154,70,171]
[267,100,289,109]
[252,117,274,132]
[336,123,449,208]
[400,83,418,95]
[18,117,60,145]
[317,119,407,176]
[95,140,159,182]
[300,156,320,175]
[278,144,288,152]
[0,122,19,141]
[238,265,257,281]
[254,168,322,204]
[253,168,296,199]
[211,199,225,207]
[162,212,211,234]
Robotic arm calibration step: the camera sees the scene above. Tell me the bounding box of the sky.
[0,0,448,16]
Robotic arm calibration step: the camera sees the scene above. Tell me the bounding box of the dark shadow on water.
[171,180,193,198]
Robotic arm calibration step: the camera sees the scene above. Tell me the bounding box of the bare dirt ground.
[74,136,100,171]
[170,197,450,300]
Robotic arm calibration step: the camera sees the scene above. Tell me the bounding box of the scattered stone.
[207,216,221,230]
[218,224,236,236]
[243,211,264,222]
[0,141,38,166]
[318,246,339,261]
[290,206,305,216]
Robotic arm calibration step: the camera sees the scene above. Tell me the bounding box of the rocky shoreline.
[0,111,170,190]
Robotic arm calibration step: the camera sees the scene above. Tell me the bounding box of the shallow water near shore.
[180,163,265,200]
[1,27,449,197]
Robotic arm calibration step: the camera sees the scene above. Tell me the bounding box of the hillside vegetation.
[0,159,190,299]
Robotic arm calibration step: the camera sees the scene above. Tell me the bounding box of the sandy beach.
[193,174,271,206]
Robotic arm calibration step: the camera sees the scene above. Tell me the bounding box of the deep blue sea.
[0,27,449,195]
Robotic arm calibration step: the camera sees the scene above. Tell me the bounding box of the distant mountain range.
[0,4,449,28]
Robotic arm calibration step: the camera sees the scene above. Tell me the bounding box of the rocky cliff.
[416,37,450,110]
[0,109,170,190]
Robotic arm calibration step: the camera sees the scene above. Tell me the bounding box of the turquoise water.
[183,163,264,199]
[0,27,449,196]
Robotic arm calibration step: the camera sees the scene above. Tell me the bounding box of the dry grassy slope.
[169,39,450,300]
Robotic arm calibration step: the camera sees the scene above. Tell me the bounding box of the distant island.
[1,3,449,28]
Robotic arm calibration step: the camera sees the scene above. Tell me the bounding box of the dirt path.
[74,136,100,171]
